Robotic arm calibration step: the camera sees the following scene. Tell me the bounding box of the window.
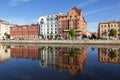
[75,15,77,18]
[101,25,103,27]
[111,25,113,27]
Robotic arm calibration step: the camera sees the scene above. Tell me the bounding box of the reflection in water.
[57,47,87,76]
[38,47,87,76]
[10,45,39,59]
[39,47,58,69]
[1,45,120,80]
[0,45,87,77]
[0,45,11,63]
[98,48,120,63]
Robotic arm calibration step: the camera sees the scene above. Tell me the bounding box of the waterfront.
[0,44,120,80]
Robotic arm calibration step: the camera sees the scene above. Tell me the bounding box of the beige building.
[0,20,14,39]
[98,20,120,39]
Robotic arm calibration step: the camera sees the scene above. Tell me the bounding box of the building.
[10,24,39,40]
[0,20,14,39]
[38,14,58,39]
[98,20,120,39]
[98,48,120,64]
[58,47,87,76]
[58,7,87,39]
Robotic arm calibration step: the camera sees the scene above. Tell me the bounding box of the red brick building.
[10,46,39,59]
[10,24,39,40]
[58,7,87,39]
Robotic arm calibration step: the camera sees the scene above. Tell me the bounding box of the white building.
[38,14,59,39]
[0,20,14,39]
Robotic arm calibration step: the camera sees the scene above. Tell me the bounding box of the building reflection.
[38,47,58,69]
[0,45,11,63]
[38,46,87,76]
[98,48,120,63]
[10,45,39,59]
[58,47,87,76]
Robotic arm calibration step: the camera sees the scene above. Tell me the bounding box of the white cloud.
[10,0,30,6]
[77,0,100,8]
[2,17,37,25]
[84,7,111,16]
[87,22,99,32]
[84,5,120,16]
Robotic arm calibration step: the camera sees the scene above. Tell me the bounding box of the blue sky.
[0,0,120,32]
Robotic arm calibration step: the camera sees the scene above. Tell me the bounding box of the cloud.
[77,0,100,8]
[2,17,37,25]
[10,0,30,6]
[84,5,120,16]
[87,22,99,32]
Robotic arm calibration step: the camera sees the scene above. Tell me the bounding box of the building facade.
[98,20,120,39]
[38,14,58,39]
[58,7,87,39]
[0,20,14,39]
[10,24,39,40]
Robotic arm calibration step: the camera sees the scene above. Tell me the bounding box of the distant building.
[10,24,39,40]
[0,20,14,39]
[98,20,120,39]
[38,14,59,39]
[58,7,87,39]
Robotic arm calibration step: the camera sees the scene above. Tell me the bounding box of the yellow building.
[98,20,120,39]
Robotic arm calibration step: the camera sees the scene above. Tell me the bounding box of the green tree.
[109,50,117,59]
[109,29,117,38]
[91,33,96,39]
[50,31,53,40]
[4,32,8,39]
[70,50,77,57]
[69,29,76,39]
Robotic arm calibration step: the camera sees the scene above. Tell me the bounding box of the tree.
[4,32,8,39]
[50,31,53,40]
[91,33,96,39]
[69,29,76,39]
[109,29,117,38]
[70,50,77,57]
[109,50,117,59]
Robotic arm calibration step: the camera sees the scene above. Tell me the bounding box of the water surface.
[0,45,120,80]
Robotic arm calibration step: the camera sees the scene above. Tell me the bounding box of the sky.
[0,0,120,32]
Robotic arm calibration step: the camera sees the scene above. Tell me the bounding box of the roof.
[99,20,120,24]
[72,7,81,15]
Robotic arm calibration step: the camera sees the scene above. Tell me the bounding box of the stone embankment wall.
[0,40,120,45]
